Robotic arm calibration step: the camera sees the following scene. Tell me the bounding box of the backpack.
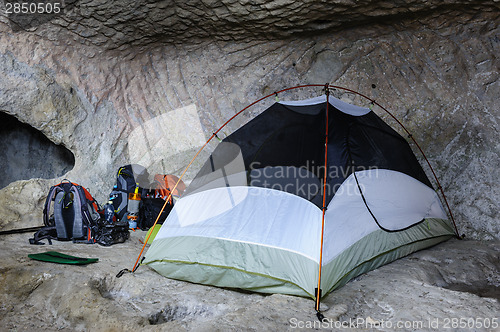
[30,180,101,245]
[109,164,149,221]
[138,174,185,230]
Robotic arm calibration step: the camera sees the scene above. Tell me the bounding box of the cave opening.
[0,112,75,189]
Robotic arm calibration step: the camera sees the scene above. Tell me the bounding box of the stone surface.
[0,1,498,240]
[3,0,499,48]
[0,232,498,331]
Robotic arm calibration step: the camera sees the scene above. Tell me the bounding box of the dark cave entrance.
[0,112,75,189]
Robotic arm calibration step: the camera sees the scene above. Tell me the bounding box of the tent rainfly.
[142,92,457,309]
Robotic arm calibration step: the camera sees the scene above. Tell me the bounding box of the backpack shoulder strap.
[81,186,100,212]
[70,185,86,239]
[53,190,69,239]
[43,185,62,226]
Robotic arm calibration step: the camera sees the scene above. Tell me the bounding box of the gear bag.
[94,220,130,246]
[30,180,101,245]
[138,174,185,230]
[138,196,173,230]
[109,164,149,221]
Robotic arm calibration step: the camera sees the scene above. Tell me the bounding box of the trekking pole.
[0,226,43,236]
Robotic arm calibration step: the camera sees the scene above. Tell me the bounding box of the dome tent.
[142,87,457,310]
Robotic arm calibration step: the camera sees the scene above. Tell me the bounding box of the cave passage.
[0,112,75,189]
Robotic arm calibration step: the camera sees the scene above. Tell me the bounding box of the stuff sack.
[30,180,101,245]
[94,220,130,246]
[109,164,149,221]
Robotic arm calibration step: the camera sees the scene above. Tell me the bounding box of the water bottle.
[127,184,141,229]
[104,200,114,224]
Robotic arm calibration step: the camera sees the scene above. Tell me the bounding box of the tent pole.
[326,86,461,238]
[315,84,330,315]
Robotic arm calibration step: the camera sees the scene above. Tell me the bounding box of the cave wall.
[0,1,498,239]
[0,112,75,189]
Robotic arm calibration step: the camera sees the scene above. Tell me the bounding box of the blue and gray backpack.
[30,180,101,244]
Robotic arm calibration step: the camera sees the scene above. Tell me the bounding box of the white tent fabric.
[152,169,446,264]
[322,169,447,264]
[153,186,322,261]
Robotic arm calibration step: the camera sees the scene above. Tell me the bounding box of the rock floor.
[0,231,498,331]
